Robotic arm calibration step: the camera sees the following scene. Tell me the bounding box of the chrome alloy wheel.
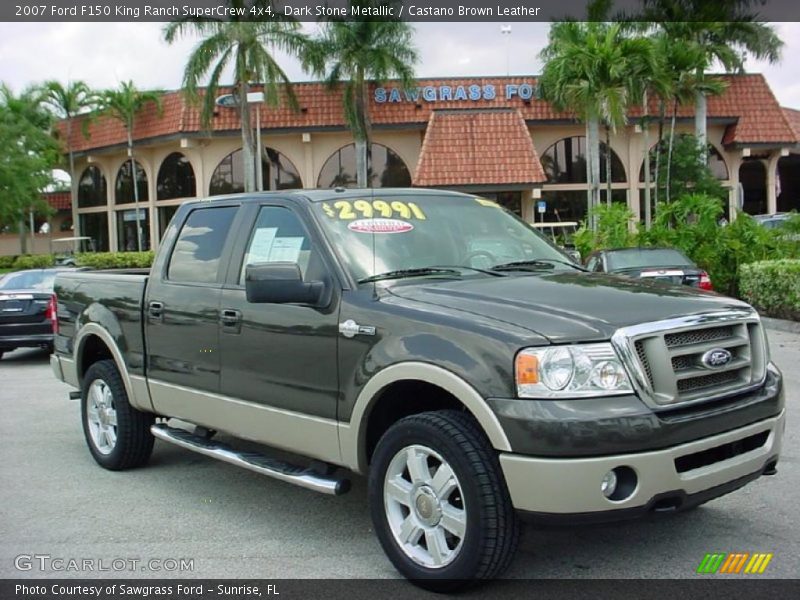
[86,379,118,455]
[384,444,467,568]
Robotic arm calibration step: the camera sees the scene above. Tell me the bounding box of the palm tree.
[163,1,308,193]
[540,11,658,222]
[97,81,162,252]
[40,80,96,238]
[303,2,417,188]
[631,1,783,159]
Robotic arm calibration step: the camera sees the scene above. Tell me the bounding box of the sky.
[1,21,799,107]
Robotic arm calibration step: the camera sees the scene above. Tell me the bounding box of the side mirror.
[245,262,325,305]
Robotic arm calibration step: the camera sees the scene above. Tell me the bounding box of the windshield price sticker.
[348,219,414,234]
[322,200,426,220]
[474,197,501,208]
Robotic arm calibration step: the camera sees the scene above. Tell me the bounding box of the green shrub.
[739,260,800,321]
[0,255,16,269]
[76,251,155,270]
[574,203,636,259]
[12,254,55,269]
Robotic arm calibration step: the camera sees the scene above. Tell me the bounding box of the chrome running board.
[151,423,350,496]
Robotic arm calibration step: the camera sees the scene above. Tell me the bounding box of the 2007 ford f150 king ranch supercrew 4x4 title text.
[51,189,785,589]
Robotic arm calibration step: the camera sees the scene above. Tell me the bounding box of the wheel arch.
[341,362,512,474]
[75,324,151,412]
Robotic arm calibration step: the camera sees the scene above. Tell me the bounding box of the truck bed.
[54,269,150,374]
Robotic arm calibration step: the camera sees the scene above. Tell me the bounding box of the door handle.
[148,301,164,320]
[220,309,242,326]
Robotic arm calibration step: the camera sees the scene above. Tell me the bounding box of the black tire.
[81,359,154,470]
[368,410,520,592]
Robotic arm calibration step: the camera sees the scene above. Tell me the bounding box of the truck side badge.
[339,319,376,338]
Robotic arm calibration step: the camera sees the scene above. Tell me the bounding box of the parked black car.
[0,268,72,359]
[584,247,713,290]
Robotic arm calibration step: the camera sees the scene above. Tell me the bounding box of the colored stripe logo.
[697,553,773,574]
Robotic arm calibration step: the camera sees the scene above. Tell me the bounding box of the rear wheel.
[81,359,154,470]
[368,410,519,591]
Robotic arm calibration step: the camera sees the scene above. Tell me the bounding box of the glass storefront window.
[317,143,412,188]
[541,137,626,184]
[116,209,149,251]
[158,205,179,240]
[157,153,196,200]
[209,148,302,195]
[115,160,149,205]
[78,166,107,208]
[79,212,109,251]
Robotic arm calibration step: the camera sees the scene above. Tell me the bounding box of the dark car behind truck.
[52,189,785,589]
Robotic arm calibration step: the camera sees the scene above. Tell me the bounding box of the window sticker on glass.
[347,218,414,234]
[269,237,303,262]
[247,227,278,263]
[474,197,501,208]
[322,200,426,220]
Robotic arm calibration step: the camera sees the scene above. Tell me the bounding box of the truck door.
[144,204,241,416]
[217,202,341,459]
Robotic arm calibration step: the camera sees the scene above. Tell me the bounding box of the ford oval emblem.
[701,348,733,369]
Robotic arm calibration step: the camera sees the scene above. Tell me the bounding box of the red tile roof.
[43,191,71,211]
[414,109,546,187]
[58,74,798,154]
[782,107,800,141]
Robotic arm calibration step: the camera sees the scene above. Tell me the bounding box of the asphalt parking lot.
[0,329,797,581]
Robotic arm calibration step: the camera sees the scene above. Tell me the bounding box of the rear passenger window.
[168,207,237,284]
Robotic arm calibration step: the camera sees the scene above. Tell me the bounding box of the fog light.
[601,470,618,498]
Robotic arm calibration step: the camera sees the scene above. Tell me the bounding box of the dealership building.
[49,74,800,253]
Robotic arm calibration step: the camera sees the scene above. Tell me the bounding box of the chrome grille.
[664,326,734,348]
[613,311,767,408]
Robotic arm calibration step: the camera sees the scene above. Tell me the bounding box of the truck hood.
[386,272,751,343]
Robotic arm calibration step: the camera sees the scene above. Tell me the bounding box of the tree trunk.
[587,116,601,228]
[129,130,142,252]
[643,112,652,230]
[18,216,27,254]
[666,99,677,204]
[695,67,707,165]
[654,100,666,207]
[239,82,256,193]
[355,72,371,188]
[605,124,612,205]
[67,118,79,238]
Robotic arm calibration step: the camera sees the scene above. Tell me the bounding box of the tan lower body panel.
[500,411,784,514]
[51,355,79,388]
[148,379,342,465]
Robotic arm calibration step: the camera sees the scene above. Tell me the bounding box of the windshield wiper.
[491,258,587,272]
[428,265,507,277]
[358,267,462,284]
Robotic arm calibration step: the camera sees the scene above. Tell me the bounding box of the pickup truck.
[52,189,785,590]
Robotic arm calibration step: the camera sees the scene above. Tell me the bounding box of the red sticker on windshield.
[347,219,414,234]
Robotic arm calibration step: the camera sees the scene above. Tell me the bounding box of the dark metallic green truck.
[52,189,785,589]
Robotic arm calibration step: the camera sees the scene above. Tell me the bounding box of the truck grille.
[615,312,767,408]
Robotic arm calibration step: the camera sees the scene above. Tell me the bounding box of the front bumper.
[500,409,784,518]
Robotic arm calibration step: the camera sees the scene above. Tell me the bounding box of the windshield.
[312,193,569,282]
[0,270,56,291]
[607,249,692,271]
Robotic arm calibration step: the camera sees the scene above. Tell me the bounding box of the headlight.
[515,343,633,398]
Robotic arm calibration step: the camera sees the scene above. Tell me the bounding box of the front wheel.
[81,359,154,470]
[368,410,519,591]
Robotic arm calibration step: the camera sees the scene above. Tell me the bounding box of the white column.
[766,152,781,215]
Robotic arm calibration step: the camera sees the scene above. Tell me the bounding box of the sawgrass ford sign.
[375,82,539,103]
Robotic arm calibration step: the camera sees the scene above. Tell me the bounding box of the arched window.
[77,166,107,208]
[639,139,729,181]
[157,153,196,200]
[115,160,149,204]
[540,136,626,184]
[209,148,302,196]
[317,143,412,188]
